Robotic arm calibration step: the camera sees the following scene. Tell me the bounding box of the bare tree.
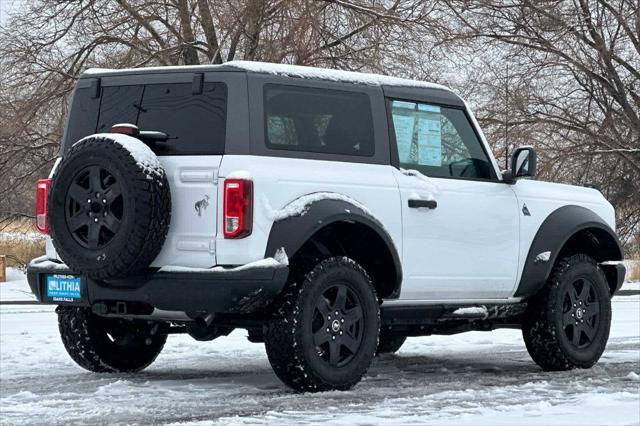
[439,0,640,242]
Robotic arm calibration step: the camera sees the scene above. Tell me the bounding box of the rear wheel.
[264,257,380,392]
[522,254,611,370]
[57,306,167,372]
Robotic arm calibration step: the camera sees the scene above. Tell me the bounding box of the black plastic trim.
[27,257,289,314]
[601,263,626,295]
[408,199,437,209]
[264,197,402,298]
[192,73,204,94]
[515,205,623,298]
[381,86,465,107]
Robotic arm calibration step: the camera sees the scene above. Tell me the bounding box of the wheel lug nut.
[332,336,335,340]
[102,199,107,204]
[94,218,98,223]
[96,192,100,197]
[335,311,339,316]
[573,304,577,307]
[341,318,345,323]
[339,331,343,335]
[326,328,330,333]
[87,199,91,203]
[327,315,331,320]
[103,212,107,217]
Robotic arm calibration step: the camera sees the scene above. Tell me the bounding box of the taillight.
[35,178,51,234]
[223,178,253,239]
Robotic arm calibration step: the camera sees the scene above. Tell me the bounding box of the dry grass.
[625,260,640,282]
[0,218,45,267]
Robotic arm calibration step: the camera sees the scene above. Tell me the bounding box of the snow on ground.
[0,268,36,302]
[0,232,46,242]
[0,270,638,425]
[623,281,640,291]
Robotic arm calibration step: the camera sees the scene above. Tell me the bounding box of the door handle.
[408,199,437,209]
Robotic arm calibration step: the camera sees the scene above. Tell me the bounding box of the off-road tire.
[57,306,167,372]
[376,330,406,355]
[264,257,380,392]
[48,135,171,280]
[522,254,611,371]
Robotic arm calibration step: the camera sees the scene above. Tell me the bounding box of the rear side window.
[264,84,374,157]
[63,80,227,156]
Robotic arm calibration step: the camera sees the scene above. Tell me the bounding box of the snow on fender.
[47,134,171,280]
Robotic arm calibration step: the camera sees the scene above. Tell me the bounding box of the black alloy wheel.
[561,277,601,349]
[65,165,124,249]
[312,284,364,367]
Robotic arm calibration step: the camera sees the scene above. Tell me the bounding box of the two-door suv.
[27,61,625,392]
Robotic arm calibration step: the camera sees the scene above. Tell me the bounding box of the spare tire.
[48,134,171,280]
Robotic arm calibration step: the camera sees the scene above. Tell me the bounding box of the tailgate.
[151,155,222,268]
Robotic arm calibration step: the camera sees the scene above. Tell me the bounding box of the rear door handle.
[408,199,437,209]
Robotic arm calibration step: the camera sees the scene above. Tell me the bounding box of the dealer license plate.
[46,274,82,302]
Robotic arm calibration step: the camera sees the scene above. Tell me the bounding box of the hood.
[512,179,616,230]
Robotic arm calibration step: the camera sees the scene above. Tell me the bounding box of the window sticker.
[392,101,442,166]
[393,100,417,110]
[392,113,416,163]
[417,103,442,113]
[416,109,442,167]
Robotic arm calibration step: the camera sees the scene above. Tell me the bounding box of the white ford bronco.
[27,61,625,392]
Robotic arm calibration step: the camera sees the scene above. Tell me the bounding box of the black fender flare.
[264,196,402,298]
[515,205,623,298]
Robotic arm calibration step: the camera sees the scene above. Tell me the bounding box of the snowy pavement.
[0,269,638,425]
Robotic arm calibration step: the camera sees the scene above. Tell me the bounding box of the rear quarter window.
[263,84,374,157]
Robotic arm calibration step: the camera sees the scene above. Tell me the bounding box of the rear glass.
[96,85,144,133]
[63,80,227,155]
[264,84,374,157]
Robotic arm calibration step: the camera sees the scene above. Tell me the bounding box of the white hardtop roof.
[84,60,452,91]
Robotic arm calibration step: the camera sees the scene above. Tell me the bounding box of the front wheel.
[58,306,167,373]
[522,254,611,371]
[264,257,380,392]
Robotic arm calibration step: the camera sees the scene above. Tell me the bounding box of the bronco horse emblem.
[194,195,210,216]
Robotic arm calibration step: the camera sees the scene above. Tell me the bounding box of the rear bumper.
[27,256,288,315]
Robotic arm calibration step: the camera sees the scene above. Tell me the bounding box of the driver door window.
[390,100,493,180]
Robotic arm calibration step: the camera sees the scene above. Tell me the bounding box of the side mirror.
[503,146,537,183]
